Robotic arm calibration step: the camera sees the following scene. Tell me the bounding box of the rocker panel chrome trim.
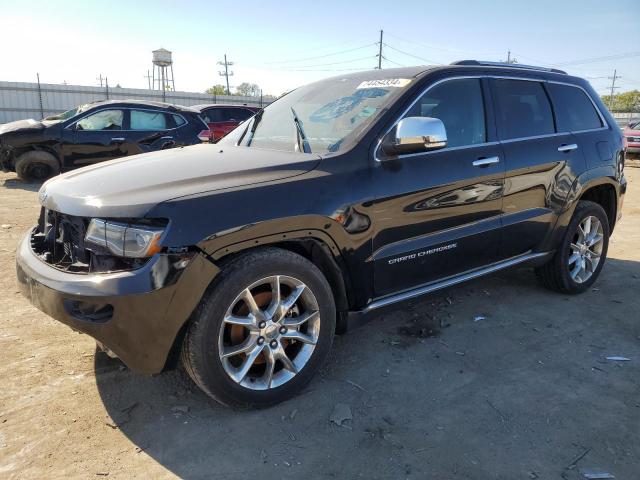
[360,251,550,314]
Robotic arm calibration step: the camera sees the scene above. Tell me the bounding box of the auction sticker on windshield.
[356,79,411,89]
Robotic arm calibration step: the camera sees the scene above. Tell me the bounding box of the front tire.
[15,150,60,181]
[536,200,609,294]
[181,248,336,408]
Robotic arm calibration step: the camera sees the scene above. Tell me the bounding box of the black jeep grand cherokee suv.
[17,61,626,407]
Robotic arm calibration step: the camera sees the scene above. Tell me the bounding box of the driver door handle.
[558,143,578,152]
[472,156,500,167]
[110,137,125,143]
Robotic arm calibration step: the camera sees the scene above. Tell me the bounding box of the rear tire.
[536,200,609,294]
[181,247,336,408]
[15,150,60,181]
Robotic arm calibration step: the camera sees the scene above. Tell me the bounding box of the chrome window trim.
[374,74,610,163]
[64,107,188,132]
[500,132,566,144]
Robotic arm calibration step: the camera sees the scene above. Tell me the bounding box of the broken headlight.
[85,219,165,258]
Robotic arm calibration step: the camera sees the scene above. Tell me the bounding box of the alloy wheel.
[568,215,604,284]
[218,275,320,390]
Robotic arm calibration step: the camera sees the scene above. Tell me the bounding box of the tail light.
[198,129,212,142]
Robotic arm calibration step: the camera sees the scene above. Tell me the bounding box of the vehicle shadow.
[2,176,43,192]
[94,258,640,479]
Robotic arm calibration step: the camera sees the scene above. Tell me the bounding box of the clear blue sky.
[1,0,638,96]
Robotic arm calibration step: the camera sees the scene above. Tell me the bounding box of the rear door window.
[493,79,555,140]
[547,83,603,132]
[406,78,486,148]
[130,110,168,130]
[231,109,255,121]
[203,109,225,123]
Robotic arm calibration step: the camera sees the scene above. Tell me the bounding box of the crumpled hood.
[40,143,321,218]
[0,118,46,135]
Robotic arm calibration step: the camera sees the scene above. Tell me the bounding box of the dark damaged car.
[16,62,626,407]
[0,100,207,180]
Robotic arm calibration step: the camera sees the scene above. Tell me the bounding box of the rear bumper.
[626,145,640,154]
[16,230,219,373]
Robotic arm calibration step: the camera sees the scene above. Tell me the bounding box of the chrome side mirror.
[381,116,447,156]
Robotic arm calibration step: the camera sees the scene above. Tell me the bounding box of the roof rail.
[451,60,567,75]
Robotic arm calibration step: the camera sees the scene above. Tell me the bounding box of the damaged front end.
[30,208,151,274]
[0,140,15,172]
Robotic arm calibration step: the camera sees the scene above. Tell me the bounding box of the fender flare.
[202,227,356,328]
[544,167,620,251]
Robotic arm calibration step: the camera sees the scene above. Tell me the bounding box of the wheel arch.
[571,170,619,232]
[543,170,620,253]
[162,230,356,371]
[209,230,355,333]
[18,144,61,161]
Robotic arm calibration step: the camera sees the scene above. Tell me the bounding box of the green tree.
[235,82,260,97]
[601,90,640,112]
[206,84,227,95]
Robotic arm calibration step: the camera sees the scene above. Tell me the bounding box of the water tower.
[152,48,175,94]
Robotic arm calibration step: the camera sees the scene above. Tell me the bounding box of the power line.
[382,56,407,67]
[384,31,501,57]
[275,67,371,72]
[265,43,376,65]
[382,43,442,64]
[279,55,376,69]
[555,51,640,67]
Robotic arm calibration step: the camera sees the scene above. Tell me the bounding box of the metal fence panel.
[612,112,639,127]
[0,81,270,123]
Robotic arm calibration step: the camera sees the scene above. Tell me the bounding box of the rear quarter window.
[547,83,603,132]
[172,114,186,127]
[130,110,168,130]
[493,79,555,140]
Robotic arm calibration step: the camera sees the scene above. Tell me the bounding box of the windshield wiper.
[291,107,311,153]
[244,109,264,146]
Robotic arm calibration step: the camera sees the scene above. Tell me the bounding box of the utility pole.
[607,69,621,110]
[377,30,384,69]
[96,74,105,87]
[144,70,152,90]
[505,50,517,64]
[105,77,109,100]
[218,54,234,95]
[36,73,44,119]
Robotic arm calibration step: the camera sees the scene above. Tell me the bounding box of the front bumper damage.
[16,230,219,374]
[0,141,14,172]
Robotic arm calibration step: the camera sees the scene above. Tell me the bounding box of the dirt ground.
[0,166,638,480]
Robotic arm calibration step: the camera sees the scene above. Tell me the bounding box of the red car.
[193,104,261,142]
[623,119,640,156]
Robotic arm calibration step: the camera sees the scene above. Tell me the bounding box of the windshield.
[44,108,78,121]
[43,104,92,122]
[219,75,413,154]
